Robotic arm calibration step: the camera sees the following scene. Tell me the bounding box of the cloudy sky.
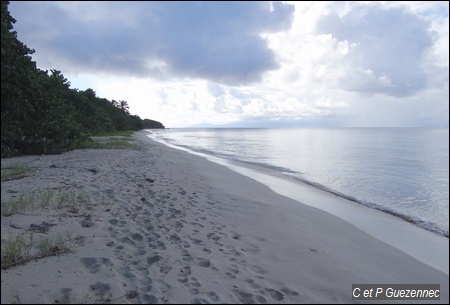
[8,1,449,128]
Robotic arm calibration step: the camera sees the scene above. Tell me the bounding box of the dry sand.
[1,130,448,304]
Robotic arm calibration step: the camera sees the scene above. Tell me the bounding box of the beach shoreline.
[1,130,448,304]
[146,131,449,275]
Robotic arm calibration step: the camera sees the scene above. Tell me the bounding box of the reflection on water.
[152,128,449,237]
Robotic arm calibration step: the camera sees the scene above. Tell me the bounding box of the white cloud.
[7,1,449,128]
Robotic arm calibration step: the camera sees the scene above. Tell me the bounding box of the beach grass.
[76,130,139,150]
[8,285,125,304]
[1,230,76,270]
[1,187,111,217]
[1,163,34,182]
[9,291,21,304]
[1,187,103,270]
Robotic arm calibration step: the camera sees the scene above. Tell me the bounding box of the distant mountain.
[187,117,342,129]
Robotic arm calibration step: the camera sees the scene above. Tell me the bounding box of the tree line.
[1,1,164,158]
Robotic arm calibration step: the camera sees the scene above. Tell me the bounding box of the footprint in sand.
[206,291,220,302]
[264,288,285,301]
[89,282,111,301]
[190,238,203,245]
[80,257,112,274]
[135,246,146,256]
[156,280,171,293]
[248,264,267,276]
[195,258,211,268]
[130,232,144,242]
[159,265,172,274]
[147,255,161,266]
[232,289,262,303]
[120,236,136,246]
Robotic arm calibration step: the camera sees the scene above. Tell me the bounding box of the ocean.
[148,128,449,238]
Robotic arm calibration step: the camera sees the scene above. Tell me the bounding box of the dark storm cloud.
[315,4,433,97]
[9,1,295,85]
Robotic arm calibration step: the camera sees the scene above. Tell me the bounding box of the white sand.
[1,130,448,304]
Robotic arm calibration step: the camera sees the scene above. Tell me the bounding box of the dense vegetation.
[1,1,164,158]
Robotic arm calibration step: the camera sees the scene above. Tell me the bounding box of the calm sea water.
[150,128,449,237]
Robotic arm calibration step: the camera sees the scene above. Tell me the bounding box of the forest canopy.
[1,1,164,158]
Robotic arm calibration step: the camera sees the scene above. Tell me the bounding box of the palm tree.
[111,99,119,108]
[119,100,130,113]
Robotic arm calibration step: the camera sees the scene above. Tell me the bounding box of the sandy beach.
[1,130,448,304]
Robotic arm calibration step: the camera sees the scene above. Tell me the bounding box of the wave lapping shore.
[1,130,448,304]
